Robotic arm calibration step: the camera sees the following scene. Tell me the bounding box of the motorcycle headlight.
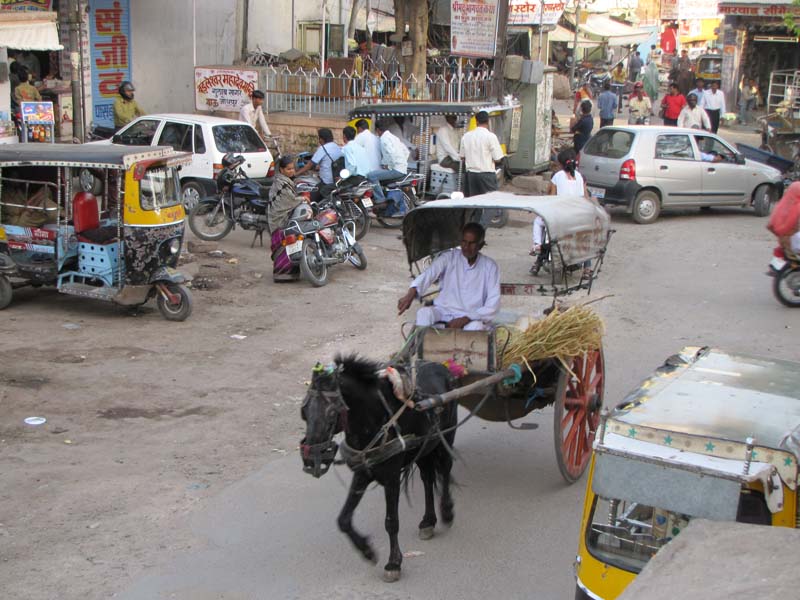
[169,238,180,255]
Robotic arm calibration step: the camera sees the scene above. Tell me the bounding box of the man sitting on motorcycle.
[628,82,653,124]
[397,222,500,331]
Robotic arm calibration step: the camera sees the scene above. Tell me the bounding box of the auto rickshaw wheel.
[553,347,604,484]
[0,275,12,309]
[156,283,193,321]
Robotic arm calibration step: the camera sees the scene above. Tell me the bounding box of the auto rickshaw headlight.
[169,238,180,255]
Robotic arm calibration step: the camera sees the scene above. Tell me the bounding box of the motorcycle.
[768,244,800,307]
[187,153,270,246]
[371,172,422,229]
[282,174,368,287]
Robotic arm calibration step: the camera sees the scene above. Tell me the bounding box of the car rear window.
[582,130,634,159]
[212,125,266,153]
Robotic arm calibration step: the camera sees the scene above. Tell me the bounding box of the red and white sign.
[194,68,258,112]
[508,1,566,26]
[451,0,500,58]
[718,2,800,16]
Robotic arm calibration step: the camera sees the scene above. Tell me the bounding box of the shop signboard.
[451,0,500,58]
[661,0,679,20]
[0,0,52,10]
[718,2,800,16]
[21,101,54,143]
[508,0,566,26]
[194,68,258,112]
[89,0,132,128]
[679,0,720,20]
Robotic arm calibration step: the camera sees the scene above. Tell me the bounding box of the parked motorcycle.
[188,153,270,245]
[768,245,800,307]
[282,178,368,287]
[371,172,422,229]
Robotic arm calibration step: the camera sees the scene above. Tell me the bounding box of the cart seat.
[73,192,117,244]
[430,163,455,174]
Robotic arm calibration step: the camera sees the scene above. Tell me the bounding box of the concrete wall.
[247,0,350,56]
[131,0,240,114]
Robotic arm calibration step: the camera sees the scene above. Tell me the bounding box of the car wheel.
[632,190,661,224]
[181,181,205,212]
[753,184,775,217]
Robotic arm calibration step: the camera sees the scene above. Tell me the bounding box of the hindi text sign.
[90,0,131,128]
[451,0,500,58]
[508,1,566,26]
[195,68,258,112]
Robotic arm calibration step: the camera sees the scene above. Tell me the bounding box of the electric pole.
[570,0,580,92]
[68,0,84,142]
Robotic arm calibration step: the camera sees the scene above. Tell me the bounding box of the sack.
[768,183,800,237]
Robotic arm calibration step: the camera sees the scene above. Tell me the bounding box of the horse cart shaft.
[415,367,518,411]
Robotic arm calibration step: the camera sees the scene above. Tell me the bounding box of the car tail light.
[774,246,786,259]
[213,163,223,178]
[267,161,275,177]
[620,159,636,181]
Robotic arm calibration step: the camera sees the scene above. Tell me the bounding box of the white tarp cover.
[548,25,602,48]
[0,12,62,51]
[578,14,651,46]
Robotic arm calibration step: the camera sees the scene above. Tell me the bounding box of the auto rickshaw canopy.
[0,143,191,170]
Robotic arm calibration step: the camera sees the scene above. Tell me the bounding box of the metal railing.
[766,69,800,118]
[263,59,494,116]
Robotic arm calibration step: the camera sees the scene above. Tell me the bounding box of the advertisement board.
[451,0,500,58]
[508,1,566,26]
[661,0,679,20]
[194,68,258,112]
[0,0,52,10]
[89,0,132,128]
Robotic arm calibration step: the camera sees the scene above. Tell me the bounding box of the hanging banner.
[194,67,258,112]
[508,1,566,26]
[661,0,679,20]
[0,0,52,10]
[89,0,132,128]
[451,0,500,58]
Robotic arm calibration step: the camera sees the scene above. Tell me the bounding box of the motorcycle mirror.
[339,169,351,180]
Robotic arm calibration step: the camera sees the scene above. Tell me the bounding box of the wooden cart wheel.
[553,347,604,484]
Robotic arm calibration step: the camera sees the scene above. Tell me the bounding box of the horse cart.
[396,192,613,483]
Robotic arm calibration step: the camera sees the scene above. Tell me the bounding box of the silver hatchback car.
[578,126,783,224]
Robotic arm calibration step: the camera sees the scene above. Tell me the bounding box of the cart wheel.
[0,275,12,309]
[554,348,604,484]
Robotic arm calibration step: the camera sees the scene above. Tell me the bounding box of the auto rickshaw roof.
[609,346,800,455]
[402,191,611,267]
[0,143,191,169]
[348,102,510,119]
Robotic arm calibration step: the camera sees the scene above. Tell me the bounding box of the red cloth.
[769,182,800,237]
[661,93,687,120]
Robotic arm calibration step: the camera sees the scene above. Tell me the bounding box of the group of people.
[660,78,726,133]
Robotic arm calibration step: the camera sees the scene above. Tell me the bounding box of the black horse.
[300,355,458,582]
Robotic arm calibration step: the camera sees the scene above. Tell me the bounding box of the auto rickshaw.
[695,54,722,87]
[0,144,194,320]
[574,346,800,599]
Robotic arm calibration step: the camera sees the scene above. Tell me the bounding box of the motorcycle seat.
[385,173,420,189]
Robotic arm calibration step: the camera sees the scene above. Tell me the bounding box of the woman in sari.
[268,155,305,282]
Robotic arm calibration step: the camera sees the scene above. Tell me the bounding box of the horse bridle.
[300,381,348,478]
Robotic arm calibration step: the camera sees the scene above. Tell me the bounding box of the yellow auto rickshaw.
[574,346,800,599]
[0,143,194,320]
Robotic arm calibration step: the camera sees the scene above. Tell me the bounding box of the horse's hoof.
[382,569,401,583]
[362,546,379,565]
[419,526,435,540]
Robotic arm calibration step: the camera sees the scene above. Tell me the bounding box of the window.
[139,167,181,211]
[693,135,735,162]
[655,135,694,160]
[194,125,206,154]
[212,125,266,153]
[157,122,193,152]
[582,129,634,159]
[115,119,160,146]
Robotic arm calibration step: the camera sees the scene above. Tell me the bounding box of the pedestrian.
[14,67,41,105]
[676,49,693,96]
[239,90,271,139]
[738,77,759,125]
[573,81,593,117]
[341,125,371,177]
[669,51,680,84]
[660,84,686,126]
[677,93,711,130]
[629,51,643,83]
[366,117,409,205]
[570,100,594,153]
[646,44,657,65]
[687,77,707,108]
[295,127,343,196]
[597,81,618,128]
[459,110,504,197]
[704,81,726,134]
[643,59,659,104]
[354,119,382,173]
[628,82,653,124]
[436,114,462,170]
[611,63,626,113]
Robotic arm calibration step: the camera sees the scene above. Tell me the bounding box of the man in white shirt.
[686,77,708,109]
[367,117,410,204]
[341,125,371,177]
[354,119,382,173]
[436,115,462,170]
[397,222,500,331]
[239,90,271,139]
[459,111,504,197]
[703,81,726,134]
[677,93,711,130]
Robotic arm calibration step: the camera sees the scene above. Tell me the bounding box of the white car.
[93,114,274,209]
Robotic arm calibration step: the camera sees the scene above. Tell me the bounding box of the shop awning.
[0,11,62,51]
[573,14,652,46]
[549,25,602,48]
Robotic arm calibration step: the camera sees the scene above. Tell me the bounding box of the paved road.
[119,206,799,600]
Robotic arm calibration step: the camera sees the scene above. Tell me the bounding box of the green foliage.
[784,0,800,36]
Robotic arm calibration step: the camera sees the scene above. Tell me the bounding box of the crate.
[429,164,458,196]
[78,242,121,285]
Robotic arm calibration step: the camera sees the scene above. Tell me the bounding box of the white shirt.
[436,123,461,162]
[678,105,711,130]
[460,126,504,173]
[239,102,271,137]
[355,129,382,173]
[687,88,708,109]
[551,170,585,197]
[411,248,500,323]
[704,89,726,113]
[379,130,410,174]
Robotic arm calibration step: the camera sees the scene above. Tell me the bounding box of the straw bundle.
[499,305,604,369]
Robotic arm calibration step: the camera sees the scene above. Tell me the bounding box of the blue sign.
[89,0,131,128]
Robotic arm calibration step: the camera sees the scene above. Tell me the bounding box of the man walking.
[704,81,726,134]
[628,51,643,83]
[597,81,618,128]
[677,93,711,130]
[366,117,409,205]
[239,90,271,139]
[687,78,707,108]
[354,119,382,173]
[460,111,504,197]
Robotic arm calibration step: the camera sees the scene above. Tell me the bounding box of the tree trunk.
[347,0,363,40]
[409,0,428,83]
